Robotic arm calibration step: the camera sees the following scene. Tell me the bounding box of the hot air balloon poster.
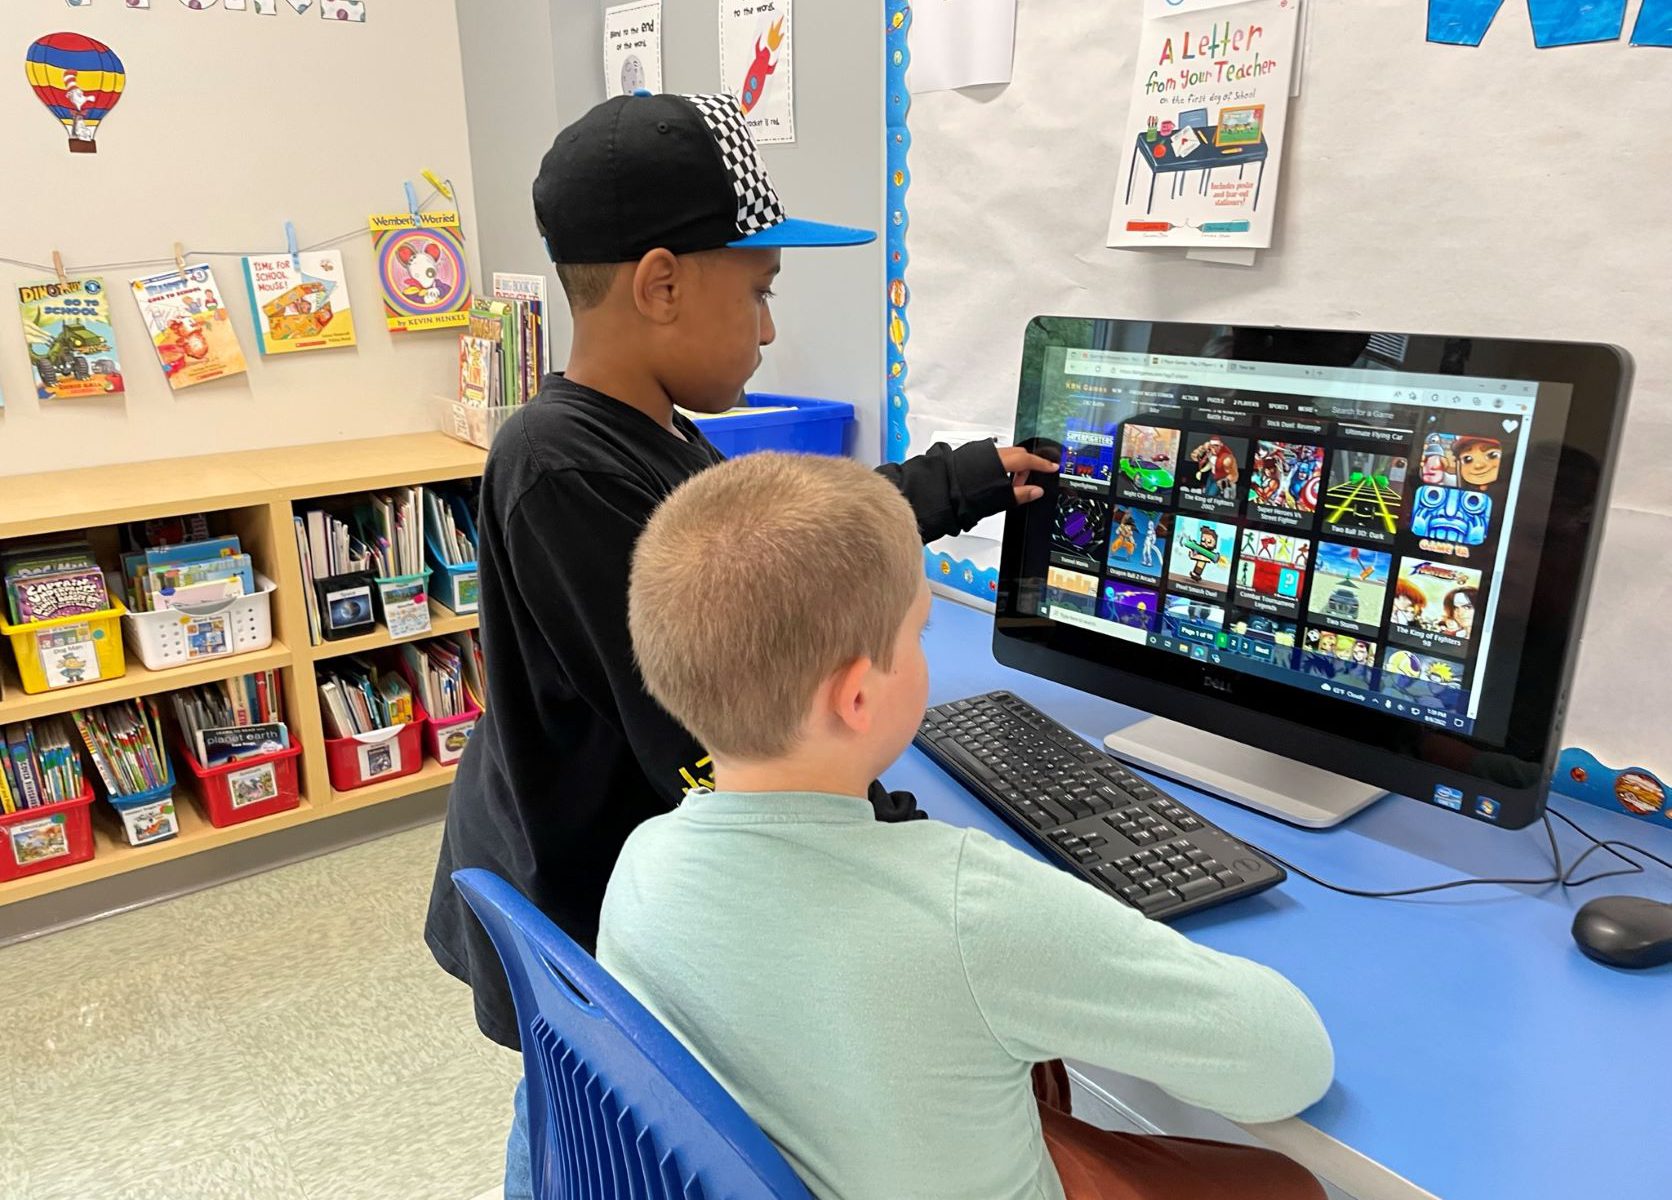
[719,0,794,145]
[130,266,249,392]
[25,33,126,155]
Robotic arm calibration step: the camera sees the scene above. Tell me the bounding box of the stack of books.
[170,671,288,768]
[72,699,170,799]
[318,658,415,738]
[425,486,477,568]
[399,636,481,720]
[0,717,85,812]
[458,273,549,409]
[120,534,255,613]
[3,538,110,625]
[294,488,428,643]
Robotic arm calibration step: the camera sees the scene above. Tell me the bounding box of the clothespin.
[285,221,300,272]
[421,169,452,201]
[173,241,188,276]
[404,181,422,226]
[52,251,68,286]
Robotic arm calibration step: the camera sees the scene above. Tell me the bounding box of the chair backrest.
[452,868,813,1200]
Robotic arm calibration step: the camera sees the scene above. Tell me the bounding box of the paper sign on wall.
[720,0,794,145]
[908,0,1017,93]
[1107,0,1300,251]
[605,1,663,97]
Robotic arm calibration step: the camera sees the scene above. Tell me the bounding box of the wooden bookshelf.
[0,433,486,909]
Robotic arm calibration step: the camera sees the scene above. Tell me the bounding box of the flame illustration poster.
[719,0,794,145]
[1107,0,1300,250]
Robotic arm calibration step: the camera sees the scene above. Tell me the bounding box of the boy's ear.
[631,249,681,323]
[827,656,875,736]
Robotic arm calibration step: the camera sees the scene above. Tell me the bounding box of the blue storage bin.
[690,394,855,458]
[426,491,481,616]
[107,767,179,847]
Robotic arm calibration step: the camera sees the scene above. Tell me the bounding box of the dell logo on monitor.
[1203,674,1234,696]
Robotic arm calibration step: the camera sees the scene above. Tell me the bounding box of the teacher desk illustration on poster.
[1125,105,1269,218]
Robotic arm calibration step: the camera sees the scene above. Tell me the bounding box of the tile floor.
[0,822,520,1200]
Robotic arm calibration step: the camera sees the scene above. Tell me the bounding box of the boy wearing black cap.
[423,92,1053,1190]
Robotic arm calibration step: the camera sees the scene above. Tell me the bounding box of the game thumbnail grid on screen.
[1040,367,1528,735]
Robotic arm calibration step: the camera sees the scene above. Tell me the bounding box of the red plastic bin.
[177,740,304,827]
[424,702,483,766]
[323,708,427,792]
[0,783,96,883]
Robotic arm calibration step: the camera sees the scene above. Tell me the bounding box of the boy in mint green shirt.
[602,453,1333,1200]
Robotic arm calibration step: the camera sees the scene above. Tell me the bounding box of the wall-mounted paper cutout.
[1426,0,1504,45]
[604,0,663,97]
[720,0,794,145]
[908,0,1016,94]
[1631,0,1672,45]
[1527,0,1626,46]
[25,33,127,155]
[320,1,364,20]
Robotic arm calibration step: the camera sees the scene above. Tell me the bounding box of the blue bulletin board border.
[886,2,1002,604]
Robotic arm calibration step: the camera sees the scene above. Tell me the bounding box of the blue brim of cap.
[729,216,877,249]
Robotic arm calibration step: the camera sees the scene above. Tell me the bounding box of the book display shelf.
[0,433,486,907]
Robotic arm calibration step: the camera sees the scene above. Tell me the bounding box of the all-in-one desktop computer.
[916,317,1629,920]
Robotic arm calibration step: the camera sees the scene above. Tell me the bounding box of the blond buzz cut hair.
[629,453,924,761]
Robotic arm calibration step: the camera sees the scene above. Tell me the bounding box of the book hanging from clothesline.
[129,264,248,391]
[241,250,357,356]
[368,211,471,334]
[1106,0,1300,251]
[17,276,125,400]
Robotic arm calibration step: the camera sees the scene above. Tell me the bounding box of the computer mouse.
[1571,896,1672,969]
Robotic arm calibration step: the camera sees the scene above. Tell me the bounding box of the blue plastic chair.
[452,868,813,1200]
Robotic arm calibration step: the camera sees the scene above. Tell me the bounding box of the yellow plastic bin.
[0,601,128,694]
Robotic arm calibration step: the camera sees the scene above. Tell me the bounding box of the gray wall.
[456,0,886,461]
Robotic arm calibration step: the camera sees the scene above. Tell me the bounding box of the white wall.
[903,0,1670,773]
[458,0,887,460]
[0,0,480,476]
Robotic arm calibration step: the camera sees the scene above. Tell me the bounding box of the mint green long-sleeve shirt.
[597,790,1333,1200]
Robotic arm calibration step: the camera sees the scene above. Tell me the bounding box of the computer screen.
[996,318,1629,829]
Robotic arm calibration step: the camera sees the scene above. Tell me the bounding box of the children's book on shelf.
[170,671,287,767]
[369,210,471,333]
[74,699,177,845]
[129,264,248,390]
[493,272,550,401]
[3,538,109,625]
[458,334,497,407]
[318,657,415,739]
[17,276,125,399]
[1,717,85,814]
[241,250,357,356]
[120,534,254,614]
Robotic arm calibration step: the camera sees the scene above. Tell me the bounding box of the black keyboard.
[915,692,1285,919]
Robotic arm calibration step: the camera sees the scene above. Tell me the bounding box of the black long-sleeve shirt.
[425,377,1013,1049]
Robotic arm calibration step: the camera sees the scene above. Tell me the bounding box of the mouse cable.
[1246,805,1671,902]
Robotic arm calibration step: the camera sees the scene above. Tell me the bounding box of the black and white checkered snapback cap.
[533,91,873,264]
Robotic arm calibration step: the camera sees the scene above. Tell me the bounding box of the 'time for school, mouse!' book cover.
[129,265,249,391]
[241,251,358,356]
[17,276,125,399]
[368,210,472,333]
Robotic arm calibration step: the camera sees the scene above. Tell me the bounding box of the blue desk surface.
[889,598,1670,1200]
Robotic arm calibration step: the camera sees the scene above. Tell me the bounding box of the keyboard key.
[1133,890,1173,914]
[1177,817,1203,831]
[1176,876,1223,901]
[1214,871,1245,888]
[1187,849,1212,864]
[1134,848,1160,864]
[1160,871,1185,888]
[1082,835,1106,849]
[1118,884,1146,902]
[1093,865,1129,888]
[1179,866,1207,882]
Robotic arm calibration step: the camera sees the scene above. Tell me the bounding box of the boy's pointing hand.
[998,446,1058,505]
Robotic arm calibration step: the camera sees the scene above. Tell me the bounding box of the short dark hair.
[555,262,622,311]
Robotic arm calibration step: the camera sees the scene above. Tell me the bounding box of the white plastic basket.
[440,398,519,450]
[123,574,277,670]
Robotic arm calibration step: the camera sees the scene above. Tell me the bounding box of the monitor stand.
[1103,717,1386,829]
